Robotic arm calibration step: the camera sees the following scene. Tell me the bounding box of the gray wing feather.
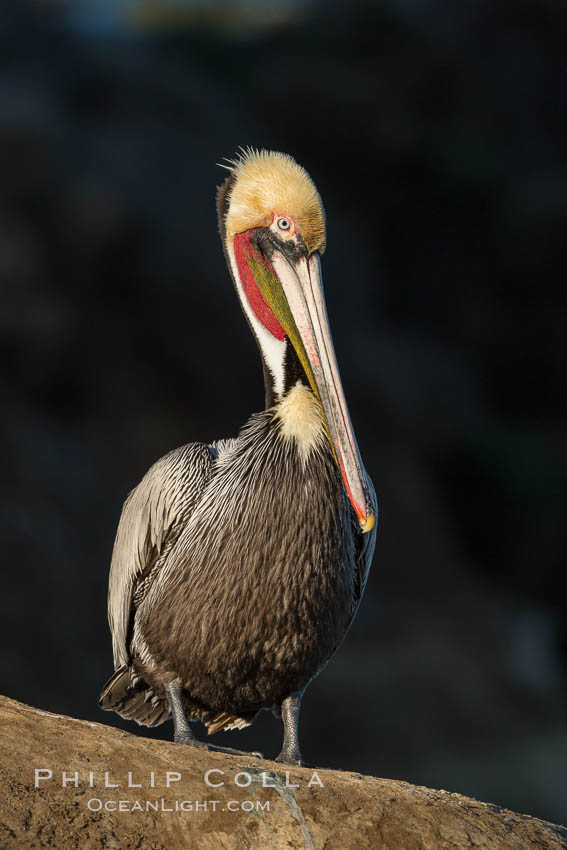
[314,473,377,676]
[333,471,378,660]
[348,472,378,627]
[108,442,215,669]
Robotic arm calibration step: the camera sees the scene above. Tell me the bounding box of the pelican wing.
[108,442,216,669]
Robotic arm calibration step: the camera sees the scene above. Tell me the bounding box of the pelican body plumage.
[99,150,377,764]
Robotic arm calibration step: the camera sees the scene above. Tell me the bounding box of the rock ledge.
[0,694,565,849]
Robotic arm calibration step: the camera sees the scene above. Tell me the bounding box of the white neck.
[225,239,287,400]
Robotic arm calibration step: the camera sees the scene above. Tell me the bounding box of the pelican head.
[224,148,326,255]
[218,148,375,533]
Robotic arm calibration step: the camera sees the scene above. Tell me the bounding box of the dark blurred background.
[1,0,566,826]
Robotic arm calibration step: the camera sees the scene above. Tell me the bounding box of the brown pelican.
[99,149,377,765]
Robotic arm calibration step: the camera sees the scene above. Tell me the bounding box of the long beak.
[267,248,375,533]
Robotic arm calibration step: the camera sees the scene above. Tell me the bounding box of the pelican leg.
[166,681,206,747]
[275,691,304,766]
[165,681,263,758]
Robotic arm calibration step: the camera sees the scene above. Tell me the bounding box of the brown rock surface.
[0,694,565,849]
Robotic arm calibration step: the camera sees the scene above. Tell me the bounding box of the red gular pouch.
[233,230,286,341]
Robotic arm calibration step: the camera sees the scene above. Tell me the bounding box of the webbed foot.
[208,744,263,758]
[275,750,304,766]
[167,682,263,758]
[174,733,208,747]
[174,735,262,758]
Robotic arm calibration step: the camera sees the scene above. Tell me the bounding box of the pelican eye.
[277,218,291,231]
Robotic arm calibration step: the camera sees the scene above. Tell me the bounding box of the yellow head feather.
[223,148,326,254]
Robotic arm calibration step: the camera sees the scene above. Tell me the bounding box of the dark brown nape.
[215,170,278,410]
[216,173,235,244]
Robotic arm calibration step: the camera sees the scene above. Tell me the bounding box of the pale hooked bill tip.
[360,513,376,534]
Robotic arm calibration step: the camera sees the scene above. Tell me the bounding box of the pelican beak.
[262,245,375,533]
